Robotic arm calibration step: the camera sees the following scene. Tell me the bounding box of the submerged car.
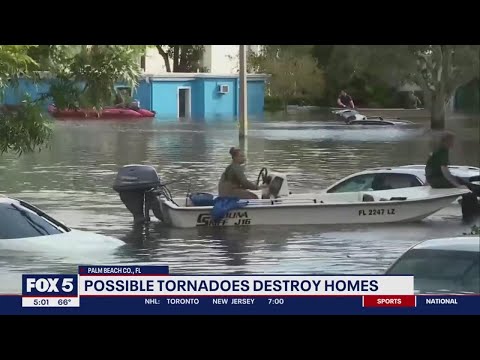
[385,236,480,294]
[323,165,480,194]
[332,109,416,126]
[0,195,123,246]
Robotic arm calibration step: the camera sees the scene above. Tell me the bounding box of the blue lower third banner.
[1,295,480,315]
[2,266,478,315]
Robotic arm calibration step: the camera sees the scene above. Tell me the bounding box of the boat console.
[259,171,291,199]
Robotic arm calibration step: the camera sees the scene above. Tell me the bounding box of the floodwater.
[0,110,479,293]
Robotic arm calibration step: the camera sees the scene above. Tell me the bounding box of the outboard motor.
[113,165,164,224]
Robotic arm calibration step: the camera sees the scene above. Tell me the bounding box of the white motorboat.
[158,187,469,228]
[112,165,472,228]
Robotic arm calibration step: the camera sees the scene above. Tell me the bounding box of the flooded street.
[0,111,479,293]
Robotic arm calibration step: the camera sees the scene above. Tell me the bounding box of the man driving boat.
[218,147,260,199]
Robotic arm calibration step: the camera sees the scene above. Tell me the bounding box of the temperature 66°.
[58,299,72,306]
[268,298,284,305]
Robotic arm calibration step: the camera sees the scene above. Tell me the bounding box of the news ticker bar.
[3,295,478,315]
[13,266,478,314]
[21,295,414,308]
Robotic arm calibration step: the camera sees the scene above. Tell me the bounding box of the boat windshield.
[0,201,69,239]
[386,248,480,294]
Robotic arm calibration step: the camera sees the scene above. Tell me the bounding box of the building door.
[178,87,191,118]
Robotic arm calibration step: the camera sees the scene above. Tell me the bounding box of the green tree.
[326,45,480,129]
[0,45,53,155]
[409,45,479,129]
[48,45,142,110]
[255,49,325,111]
[1,45,145,155]
[155,45,205,72]
[311,45,334,68]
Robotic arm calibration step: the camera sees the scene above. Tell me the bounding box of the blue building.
[133,73,268,120]
[1,73,269,120]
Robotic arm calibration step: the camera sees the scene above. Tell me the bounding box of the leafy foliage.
[0,97,53,155]
[0,45,39,91]
[463,224,480,235]
[250,46,325,111]
[50,45,142,110]
[0,45,144,156]
[155,45,205,72]
[48,78,83,110]
[321,45,480,128]
[0,45,54,155]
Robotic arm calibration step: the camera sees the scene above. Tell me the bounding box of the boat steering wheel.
[256,167,269,187]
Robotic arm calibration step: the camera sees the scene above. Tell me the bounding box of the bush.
[463,225,480,235]
[264,96,284,111]
[0,96,54,155]
[332,73,405,108]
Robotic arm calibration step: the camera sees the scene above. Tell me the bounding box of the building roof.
[141,73,270,81]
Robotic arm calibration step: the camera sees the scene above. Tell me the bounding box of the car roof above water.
[0,196,16,204]
[411,236,480,253]
[357,164,479,177]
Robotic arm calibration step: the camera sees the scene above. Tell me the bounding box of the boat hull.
[158,189,468,228]
[48,105,155,119]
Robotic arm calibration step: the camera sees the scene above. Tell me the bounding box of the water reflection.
[0,112,479,293]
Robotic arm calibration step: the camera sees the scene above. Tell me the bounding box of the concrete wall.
[3,79,51,109]
[203,78,237,118]
[133,80,152,111]
[247,80,265,117]
[150,80,195,118]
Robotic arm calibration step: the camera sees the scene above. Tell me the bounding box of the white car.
[385,236,480,294]
[0,196,124,247]
[323,164,480,194]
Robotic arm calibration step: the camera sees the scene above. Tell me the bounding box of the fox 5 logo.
[22,275,78,296]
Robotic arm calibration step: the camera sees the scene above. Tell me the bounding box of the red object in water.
[48,105,155,119]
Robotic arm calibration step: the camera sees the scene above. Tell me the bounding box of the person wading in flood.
[218,147,260,199]
[425,131,480,222]
[426,131,480,194]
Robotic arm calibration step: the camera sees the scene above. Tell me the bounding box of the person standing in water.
[218,147,260,199]
[407,91,422,109]
[425,131,480,195]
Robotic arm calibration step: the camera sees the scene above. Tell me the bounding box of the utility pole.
[239,45,248,138]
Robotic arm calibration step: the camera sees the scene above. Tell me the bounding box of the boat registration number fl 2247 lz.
[359,208,396,216]
[196,212,252,227]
